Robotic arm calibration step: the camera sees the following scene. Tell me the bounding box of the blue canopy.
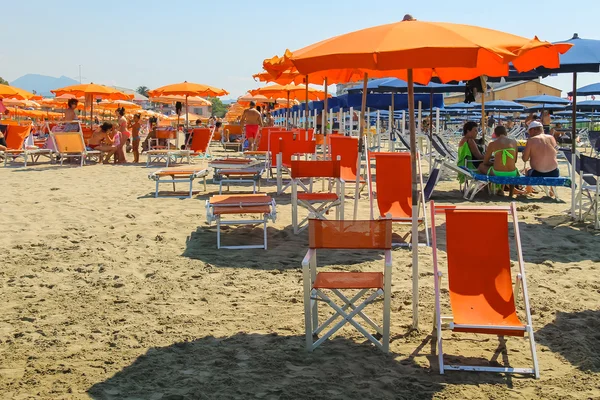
[524,104,567,112]
[445,102,480,109]
[336,93,443,111]
[548,34,600,74]
[515,95,570,105]
[377,79,465,93]
[483,100,525,110]
[554,111,586,117]
[569,82,600,96]
[573,99,600,111]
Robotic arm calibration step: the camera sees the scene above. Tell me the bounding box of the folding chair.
[146,128,177,167]
[372,152,430,246]
[302,218,393,352]
[291,158,345,234]
[209,157,266,194]
[148,168,209,198]
[2,125,33,167]
[328,135,368,200]
[51,126,100,166]
[430,201,539,378]
[275,138,317,194]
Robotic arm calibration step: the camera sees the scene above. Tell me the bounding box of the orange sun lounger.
[209,158,266,194]
[205,194,277,249]
[148,168,209,198]
[430,201,539,377]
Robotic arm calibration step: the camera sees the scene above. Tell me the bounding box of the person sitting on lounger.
[458,121,484,169]
[88,122,117,164]
[478,126,519,177]
[523,120,559,177]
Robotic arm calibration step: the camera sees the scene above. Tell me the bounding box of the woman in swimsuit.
[88,122,117,164]
[478,126,519,177]
[128,113,141,163]
[115,107,129,164]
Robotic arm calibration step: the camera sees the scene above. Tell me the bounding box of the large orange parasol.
[249,83,328,101]
[151,95,212,107]
[96,100,142,111]
[51,83,133,100]
[0,84,37,100]
[263,17,572,329]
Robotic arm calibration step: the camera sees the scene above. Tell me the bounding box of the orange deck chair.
[52,129,97,167]
[244,127,278,164]
[147,128,177,167]
[148,167,209,198]
[372,152,429,246]
[291,158,345,234]
[2,125,33,166]
[328,135,367,194]
[276,138,317,194]
[302,219,393,352]
[189,128,214,159]
[222,124,243,152]
[430,201,539,378]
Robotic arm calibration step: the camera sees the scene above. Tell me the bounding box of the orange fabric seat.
[210,194,272,205]
[297,192,339,202]
[314,272,383,290]
[213,205,271,215]
[154,169,204,177]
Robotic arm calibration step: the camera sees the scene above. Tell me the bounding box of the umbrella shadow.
[536,310,600,373]
[182,224,386,271]
[86,333,445,400]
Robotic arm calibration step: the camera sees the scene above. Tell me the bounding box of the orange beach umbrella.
[0,84,37,100]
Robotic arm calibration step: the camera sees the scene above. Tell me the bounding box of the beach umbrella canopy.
[515,94,570,105]
[253,69,328,85]
[148,81,228,98]
[51,83,133,100]
[545,34,600,74]
[378,79,466,93]
[249,84,329,101]
[523,104,567,112]
[151,95,212,107]
[445,102,481,109]
[572,100,600,111]
[2,99,41,108]
[483,99,525,110]
[554,110,585,117]
[568,82,600,96]
[97,100,142,111]
[0,84,37,100]
[262,17,571,330]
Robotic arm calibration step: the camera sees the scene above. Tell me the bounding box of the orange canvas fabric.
[309,219,392,250]
[445,209,524,336]
[190,128,212,153]
[374,153,412,219]
[5,125,31,150]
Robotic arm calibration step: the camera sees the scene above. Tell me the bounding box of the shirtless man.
[523,120,559,177]
[64,99,79,121]
[240,101,263,151]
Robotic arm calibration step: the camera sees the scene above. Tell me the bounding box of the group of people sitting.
[87,111,142,164]
[458,120,560,195]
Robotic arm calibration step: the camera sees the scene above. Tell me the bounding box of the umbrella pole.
[389,94,394,151]
[571,73,578,219]
[480,76,487,143]
[354,73,368,219]
[408,69,419,331]
[305,76,309,140]
[286,91,290,130]
[185,94,189,148]
[323,77,328,137]
[429,90,434,174]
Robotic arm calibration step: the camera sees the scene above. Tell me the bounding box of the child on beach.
[128,113,141,163]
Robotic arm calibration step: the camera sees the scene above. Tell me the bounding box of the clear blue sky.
[1,0,599,99]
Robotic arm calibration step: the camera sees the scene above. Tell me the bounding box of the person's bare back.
[241,108,262,126]
[524,133,558,173]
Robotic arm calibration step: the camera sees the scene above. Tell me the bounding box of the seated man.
[523,120,559,177]
[223,128,242,143]
[478,126,519,177]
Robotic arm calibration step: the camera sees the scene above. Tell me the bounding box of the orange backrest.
[256,127,281,152]
[291,159,341,179]
[212,127,222,141]
[156,128,176,139]
[293,128,314,141]
[270,131,295,167]
[82,127,93,144]
[0,120,19,126]
[445,209,521,334]
[224,124,243,135]
[54,132,84,153]
[329,135,359,181]
[279,139,317,167]
[5,125,32,150]
[190,128,212,153]
[315,134,325,145]
[374,153,412,219]
[309,219,392,249]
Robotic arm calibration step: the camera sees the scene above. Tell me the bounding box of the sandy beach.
[0,148,599,400]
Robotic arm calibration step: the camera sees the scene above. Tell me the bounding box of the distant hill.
[10,74,79,97]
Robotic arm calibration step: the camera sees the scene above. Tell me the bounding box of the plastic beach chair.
[302,218,393,352]
[430,201,539,377]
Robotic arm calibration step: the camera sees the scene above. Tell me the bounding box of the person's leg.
[477,163,490,175]
[132,139,140,163]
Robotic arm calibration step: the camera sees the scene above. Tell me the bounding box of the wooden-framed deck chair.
[372,152,430,247]
[430,201,539,378]
[148,167,209,198]
[205,194,277,250]
[188,128,214,159]
[51,126,101,166]
[302,218,393,352]
[291,157,345,234]
[276,138,317,194]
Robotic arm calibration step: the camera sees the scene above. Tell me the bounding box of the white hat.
[528,120,543,131]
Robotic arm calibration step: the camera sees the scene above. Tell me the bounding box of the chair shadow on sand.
[536,310,600,373]
[86,333,448,400]
[182,224,387,271]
